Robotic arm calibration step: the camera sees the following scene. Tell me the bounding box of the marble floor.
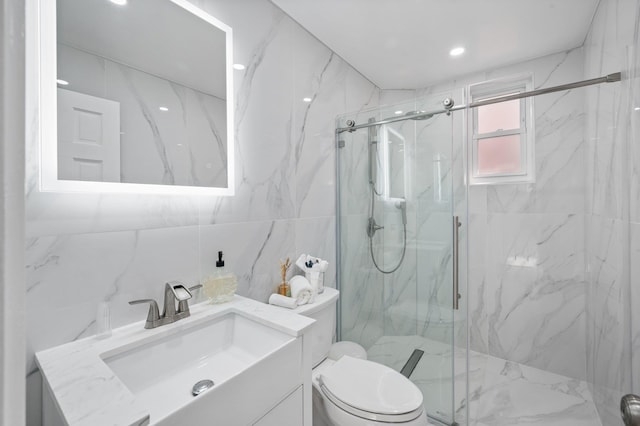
[367,336,602,426]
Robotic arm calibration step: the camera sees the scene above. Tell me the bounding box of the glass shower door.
[337,93,466,425]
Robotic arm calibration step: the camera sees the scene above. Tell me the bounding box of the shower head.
[404,110,433,120]
[395,199,407,225]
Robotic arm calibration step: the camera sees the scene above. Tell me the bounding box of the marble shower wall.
[583,0,640,424]
[25,1,378,424]
[454,50,585,382]
[379,48,587,381]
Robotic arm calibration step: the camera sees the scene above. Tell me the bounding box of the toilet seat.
[318,355,424,423]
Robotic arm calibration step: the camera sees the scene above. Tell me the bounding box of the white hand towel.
[268,293,298,309]
[289,275,313,305]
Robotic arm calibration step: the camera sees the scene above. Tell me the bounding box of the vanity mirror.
[39,0,234,195]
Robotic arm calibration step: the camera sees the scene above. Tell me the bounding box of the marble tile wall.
[583,0,640,424]
[377,48,587,382]
[24,1,378,424]
[471,50,586,382]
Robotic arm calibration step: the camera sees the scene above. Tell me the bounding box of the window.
[468,74,535,185]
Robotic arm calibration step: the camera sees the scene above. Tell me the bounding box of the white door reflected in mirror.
[57,89,121,183]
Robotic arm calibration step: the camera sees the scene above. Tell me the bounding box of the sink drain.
[192,379,214,396]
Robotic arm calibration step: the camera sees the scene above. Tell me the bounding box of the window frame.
[468,74,535,185]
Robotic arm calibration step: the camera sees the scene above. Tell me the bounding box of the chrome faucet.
[129,281,203,329]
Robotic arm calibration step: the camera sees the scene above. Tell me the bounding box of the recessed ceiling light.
[635,107,640,111]
[394,110,403,115]
[233,64,245,70]
[159,106,169,112]
[109,0,127,5]
[303,97,312,103]
[449,47,465,57]
[56,79,69,86]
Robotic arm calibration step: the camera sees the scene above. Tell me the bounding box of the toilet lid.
[319,356,424,422]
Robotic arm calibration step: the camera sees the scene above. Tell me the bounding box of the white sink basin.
[101,311,294,423]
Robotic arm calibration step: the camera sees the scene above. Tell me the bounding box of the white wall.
[24,0,378,424]
[1,0,25,425]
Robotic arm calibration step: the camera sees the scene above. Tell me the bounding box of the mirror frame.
[38,0,235,195]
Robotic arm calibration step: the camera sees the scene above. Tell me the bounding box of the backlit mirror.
[40,0,234,195]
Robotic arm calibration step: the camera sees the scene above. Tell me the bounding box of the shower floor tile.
[367,336,602,426]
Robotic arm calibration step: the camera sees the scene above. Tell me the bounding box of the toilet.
[286,287,429,426]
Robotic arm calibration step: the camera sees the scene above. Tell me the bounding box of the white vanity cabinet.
[157,335,310,426]
[254,387,304,426]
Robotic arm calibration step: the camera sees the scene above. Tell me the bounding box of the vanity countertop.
[35,296,315,426]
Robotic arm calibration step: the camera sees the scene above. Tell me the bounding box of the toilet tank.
[292,287,339,367]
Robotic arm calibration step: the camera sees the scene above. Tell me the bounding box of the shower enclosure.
[336,92,468,425]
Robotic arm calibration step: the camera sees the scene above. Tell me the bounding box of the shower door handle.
[453,216,461,310]
[621,394,640,425]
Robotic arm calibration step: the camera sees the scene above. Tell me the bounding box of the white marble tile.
[631,211,640,397]
[367,335,600,426]
[290,25,348,219]
[336,128,371,216]
[338,213,384,349]
[585,217,631,423]
[185,88,228,187]
[468,213,489,354]
[198,219,296,303]
[410,50,589,390]
[294,216,337,288]
[25,226,201,376]
[469,356,601,426]
[484,213,586,380]
[583,1,640,425]
[225,17,298,223]
[484,49,585,215]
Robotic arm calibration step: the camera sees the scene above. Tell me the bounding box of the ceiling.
[272,0,600,89]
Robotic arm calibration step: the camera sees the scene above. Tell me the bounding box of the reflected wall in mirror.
[379,125,407,201]
[40,0,234,194]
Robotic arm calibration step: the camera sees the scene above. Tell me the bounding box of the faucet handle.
[129,299,160,329]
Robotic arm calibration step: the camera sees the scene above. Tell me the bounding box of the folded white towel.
[268,293,298,309]
[305,270,325,294]
[289,275,313,305]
